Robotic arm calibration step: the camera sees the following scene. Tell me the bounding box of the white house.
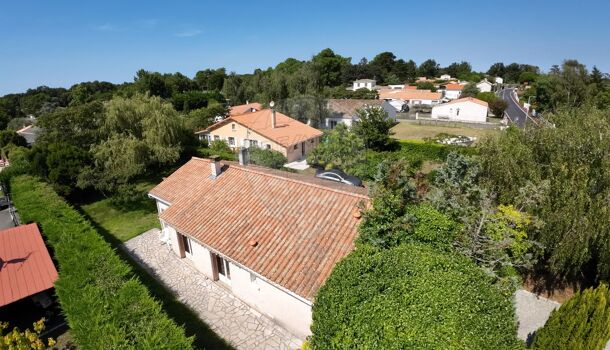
[431,97,489,123]
[440,74,451,81]
[495,77,504,85]
[476,80,493,93]
[352,79,376,91]
[148,157,368,339]
[442,83,465,100]
[326,99,396,129]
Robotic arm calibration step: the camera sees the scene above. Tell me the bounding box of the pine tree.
[531,284,610,350]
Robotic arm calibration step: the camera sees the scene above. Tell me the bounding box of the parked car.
[0,197,10,210]
[315,169,363,187]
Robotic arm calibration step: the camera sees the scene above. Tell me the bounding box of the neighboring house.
[442,83,465,100]
[148,157,369,338]
[476,80,493,93]
[229,102,263,116]
[387,84,405,90]
[16,125,41,145]
[196,109,322,162]
[352,79,376,91]
[0,223,58,308]
[431,97,489,123]
[325,99,396,129]
[440,74,451,81]
[379,89,443,107]
[495,77,504,84]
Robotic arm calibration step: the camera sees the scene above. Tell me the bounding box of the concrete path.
[123,229,303,350]
[514,289,560,342]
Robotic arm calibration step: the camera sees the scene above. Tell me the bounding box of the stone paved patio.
[123,229,303,350]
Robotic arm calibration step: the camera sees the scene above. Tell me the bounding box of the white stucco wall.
[476,82,492,92]
[153,199,312,339]
[432,101,488,123]
[444,90,462,100]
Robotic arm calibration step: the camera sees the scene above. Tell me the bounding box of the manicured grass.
[81,197,160,242]
[391,122,499,142]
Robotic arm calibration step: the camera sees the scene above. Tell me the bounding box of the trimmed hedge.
[311,243,523,350]
[531,284,610,350]
[10,175,193,349]
[398,140,477,163]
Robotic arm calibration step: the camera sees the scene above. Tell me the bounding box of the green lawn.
[81,196,160,242]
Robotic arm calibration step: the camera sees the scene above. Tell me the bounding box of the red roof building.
[0,224,58,307]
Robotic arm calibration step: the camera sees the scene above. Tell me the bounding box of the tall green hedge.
[311,243,523,350]
[10,175,193,349]
[531,284,610,350]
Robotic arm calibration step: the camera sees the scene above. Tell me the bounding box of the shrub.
[249,147,287,169]
[10,175,193,349]
[531,284,610,350]
[198,140,236,161]
[311,243,522,350]
[409,204,459,249]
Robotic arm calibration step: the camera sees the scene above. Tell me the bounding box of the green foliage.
[477,91,499,103]
[185,104,228,131]
[10,175,193,349]
[409,204,459,249]
[307,124,366,173]
[532,284,610,350]
[0,318,55,349]
[311,243,523,350]
[171,90,225,112]
[490,99,508,117]
[248,147,287,169]
[479,106,610,281]
[415,81,436,91]
[352,106,396,151]
[29,142,90,196]
[0,130,27,148]
[38,100,105,149]
[461,83,480,97]
[198,140,236,161]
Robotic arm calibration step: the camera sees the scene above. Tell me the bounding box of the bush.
[10,175,193,349]
[409,204,460,249]
[249,147,287,169]
[531,284,610,350]
[198,140,236,161]
[311,243,522,350]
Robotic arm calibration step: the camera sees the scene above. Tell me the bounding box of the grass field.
[81,196,160,242]
[391,122,499,142]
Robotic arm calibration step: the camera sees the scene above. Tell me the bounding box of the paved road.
[500,88,529,128]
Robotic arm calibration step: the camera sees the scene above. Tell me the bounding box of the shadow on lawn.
[76,207,235,350]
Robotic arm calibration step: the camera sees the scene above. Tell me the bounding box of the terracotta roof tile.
[444,83,465,90]
[442,97,489,107]
[229,103,263,116]
[0,223,57,307]
[150,158,368,300]
[379,89,442,101]
[198,109,322,147]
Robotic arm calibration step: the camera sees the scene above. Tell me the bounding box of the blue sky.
[1,0,609,95]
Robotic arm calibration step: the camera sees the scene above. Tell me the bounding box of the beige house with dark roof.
[196,109,322,162]
[148,156,368,338]
[326,99,396,129]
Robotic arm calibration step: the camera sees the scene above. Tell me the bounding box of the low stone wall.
[397,118,502,130]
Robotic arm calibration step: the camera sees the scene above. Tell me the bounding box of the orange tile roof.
[229,102,263,116]
[150,158,369,300]
[379,89,442,101]
[198,109,323,147]
[444,83,465,90]
[405,85,418,90]
[0,223,58,307]
[442,97,489,107]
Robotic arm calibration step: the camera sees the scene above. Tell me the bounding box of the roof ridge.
[189,157,369,200]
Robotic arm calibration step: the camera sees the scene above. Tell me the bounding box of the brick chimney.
[210,155,221,178]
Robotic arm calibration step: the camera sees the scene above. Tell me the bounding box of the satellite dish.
[269,101,275,108]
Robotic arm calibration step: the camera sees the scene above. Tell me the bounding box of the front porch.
[123,229,303,350]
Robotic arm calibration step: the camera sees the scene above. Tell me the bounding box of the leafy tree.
[531,284,610,350]
[194,68,226,91]
[248,147,287,169]
[277,95,328,127]
[29,142,90,196]
[134,69,170,98]
[477,91,499,103]
[38,100,104,149]
[415,81,436,91]
[518,71,538,84]
[0,130,27,148]
[171,90,225,112]
[393,59,417,82]
[0,319,55,349]
[352,106,396,151]
[490,99,508,117]
[307,124,365,172]
[417,59,440,78]
[479,107,610,281]
[444,61,472,80]
[185,104,228,131]
[461,83,480,97]
[549,59,590,107]
[311,243,523,350]
[311,48,351,88]
[69,81,116,105]
[487,62,506,78]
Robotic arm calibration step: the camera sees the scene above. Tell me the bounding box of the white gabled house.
[352,79,376,91]
[148,157,369,339]
[476,80,493,92]
[431,97,489,123]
